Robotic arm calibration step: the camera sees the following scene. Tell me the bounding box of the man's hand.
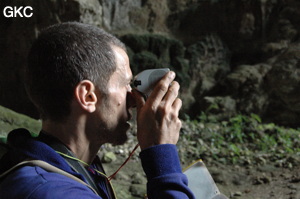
[133,71,182,150]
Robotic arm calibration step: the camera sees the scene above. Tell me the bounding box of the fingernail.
[169,71,175,78]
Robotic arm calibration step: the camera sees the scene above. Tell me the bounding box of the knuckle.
[158,82,168,93]
[156,106,171,121]
[150,104,156,112]
[168,86,177,95]
[177,119,182,128]
[157,105,168,115]
[170,111,178,119]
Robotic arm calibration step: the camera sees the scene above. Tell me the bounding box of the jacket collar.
[0,128,84,181]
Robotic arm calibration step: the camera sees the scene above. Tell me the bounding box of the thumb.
[132,89,145,111]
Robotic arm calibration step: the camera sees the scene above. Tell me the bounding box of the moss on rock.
[0,105,41,142]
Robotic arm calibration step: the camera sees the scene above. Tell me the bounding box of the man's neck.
[42,118,102,165]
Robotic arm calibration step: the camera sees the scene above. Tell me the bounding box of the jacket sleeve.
[140,144,195,199]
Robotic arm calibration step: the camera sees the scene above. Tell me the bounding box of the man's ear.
[75,80,97,113]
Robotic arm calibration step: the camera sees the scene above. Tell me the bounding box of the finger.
[172,98,182,117]
[132,89,145,111]
[147,71,176,108]
[163,81,180,108]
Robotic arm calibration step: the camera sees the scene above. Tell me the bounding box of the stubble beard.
[99,99,130,146]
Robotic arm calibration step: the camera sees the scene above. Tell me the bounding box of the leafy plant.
[178,112,300,167]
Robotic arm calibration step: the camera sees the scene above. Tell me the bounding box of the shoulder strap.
[0,160,99,196]
[37,132,102,195]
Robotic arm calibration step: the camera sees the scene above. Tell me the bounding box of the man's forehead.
[114,48,132,77]
[111,46,132,83]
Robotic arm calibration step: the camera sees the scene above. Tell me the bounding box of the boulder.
[264,43,300,126]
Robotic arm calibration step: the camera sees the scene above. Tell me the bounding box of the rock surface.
[1,0,300,126]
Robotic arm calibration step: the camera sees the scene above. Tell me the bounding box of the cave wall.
[1,0,300,126]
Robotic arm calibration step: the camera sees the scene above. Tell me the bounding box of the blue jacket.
[0,129,195,199]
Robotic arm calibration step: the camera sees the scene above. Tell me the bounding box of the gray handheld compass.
[133,68,170,99]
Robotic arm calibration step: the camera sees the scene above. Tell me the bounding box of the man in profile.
[0,22,195,199]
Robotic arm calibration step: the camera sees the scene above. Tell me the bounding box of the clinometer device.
[133,68,170,99]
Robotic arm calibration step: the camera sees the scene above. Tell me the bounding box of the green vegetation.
[0,106,41,143]
[120,33,191,88]
[178,113,300,168]
[0,104,299,169]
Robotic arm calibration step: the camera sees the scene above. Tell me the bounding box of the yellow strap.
[55,151,117,198]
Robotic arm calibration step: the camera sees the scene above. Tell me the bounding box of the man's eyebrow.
[123,75,132,84]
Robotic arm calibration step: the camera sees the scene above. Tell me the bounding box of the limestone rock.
[2,0,300,126]
[102,152,117,163]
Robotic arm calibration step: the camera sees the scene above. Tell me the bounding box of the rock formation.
[1,0,300,126]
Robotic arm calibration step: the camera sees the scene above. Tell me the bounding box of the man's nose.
[127,91,136,108]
